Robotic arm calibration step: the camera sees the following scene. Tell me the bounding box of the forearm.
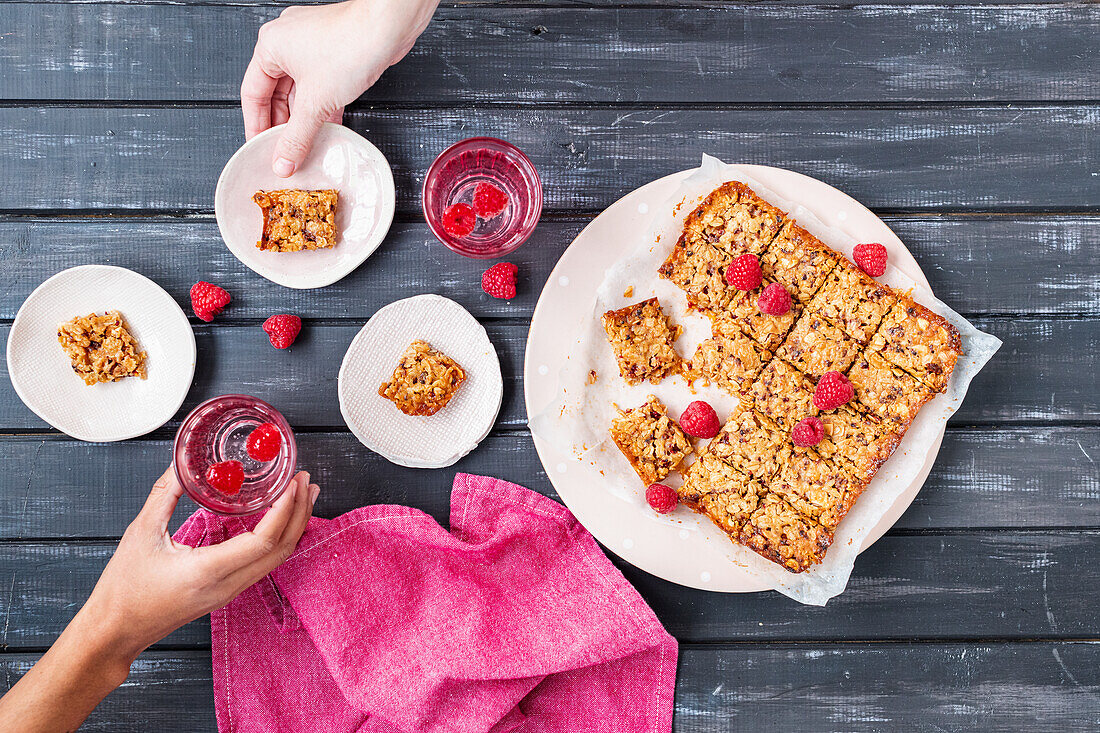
[0,603,134,733]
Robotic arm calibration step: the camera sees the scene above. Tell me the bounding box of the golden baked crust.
[609,395,693,484]
[749,358,819,431]
[869,294,962,393]
[705,407,789,483]
[814,404,902,483]
[602,298,682,385]
[680,181,787,259]
[776,310,862,378]
[682,330,770,397]
[739,493,832,573]
[710,278,800,352]
[57,311,147,386]
[657,236,733,313]
[848,349,935,430]
[771,452,866,530]
[678,454,761,536]
[253,189,338,252]
[807,261,896,343]
[761,222,841,303]
[378,340,466,416]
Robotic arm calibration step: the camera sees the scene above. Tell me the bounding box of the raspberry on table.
[263,314,302,349]
[482,262,518,299]
[246,423,282,462]
[757,282,792,315]
[472,182,509,219]
[853,242,888,277]
[679,400,721,439]
[190,281,231,322]
[725,253,763,291]
[442,203,477,238]
[791,417,825,447]
[813,370,855,410]
[645,483,679,514]
[206,460,244,495]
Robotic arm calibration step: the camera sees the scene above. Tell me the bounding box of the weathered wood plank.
[0,317,1094,429]
[3,644,1098,731]
[3,530,1098,647]
[3,5,1096,103]
[0,215,1096,319]
[0,427,1095,541]
[0,106,1095,212]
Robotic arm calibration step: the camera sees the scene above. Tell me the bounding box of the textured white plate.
[525,166,944,592]
[214,122,396,290]
[7,265,196,442]
[338,295,503,468]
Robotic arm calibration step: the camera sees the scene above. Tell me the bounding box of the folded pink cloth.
[173,473,678,733]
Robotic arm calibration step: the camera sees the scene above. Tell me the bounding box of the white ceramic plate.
[338,294,503,469]
[524,166,945,592]
[7,265,196,442]
[214,123,396,290]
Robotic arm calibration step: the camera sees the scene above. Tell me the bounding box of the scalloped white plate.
[215,123,395,290]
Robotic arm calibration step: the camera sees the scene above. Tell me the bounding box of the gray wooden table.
[1,1,1098,730]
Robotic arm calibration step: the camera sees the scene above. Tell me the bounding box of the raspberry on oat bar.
[771,452,867,530]
[680,181,787,259]
[57,311,147,386]
[776,310,862,378]
[609,395,693,485]
[678,454,761,536]
[705,407,789,483]
[709,278,800,351]
[814,404,901,483]
[682,330,770,397]
[847,349,935,430]
[658,236,733,312]
[739,492,833,573]
[806,261,895,344]
[602,298,682,385]
[869,295,962,393]
[760,222,841,303]
[378,340,466,416]
[749,358,819,431]
[253,189,338,252]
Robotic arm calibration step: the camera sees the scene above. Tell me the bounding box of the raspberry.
[853,242,888,277]
[472,182,508,219]
[441,203,476,238]
[246,423,282,462]
[263,314,302,349]
[679,400,720,439]
[791,417,825,447]
[645,483,678,514]
[206,460,244,495]
[813,370,854,410]
[757,282,792,315]
[190,281,231,322]
[725,253,763,291]
[481,262,518,299]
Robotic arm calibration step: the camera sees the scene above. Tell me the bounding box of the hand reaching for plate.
[241,0,439,177]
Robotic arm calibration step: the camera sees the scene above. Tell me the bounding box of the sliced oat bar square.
[680,181,787,259]
[378,340,466,416]
[814,404,902,483]
[657,237,733,313]
[609,395,693,485]
[678,454,762,537]
[749,357,819,431]
[681,329,771,397]
[709,278,800,352]
[57,310,147,386]
[253,189,339,251]
[848,349,935,431]
[776,310,862,378]
[760,221,841,304]
[770,452,867,530]
[705,406,790,483]
[868,294,962,393]
[602,298,682,385]
[807,261,895,344]
[739,492,833,573]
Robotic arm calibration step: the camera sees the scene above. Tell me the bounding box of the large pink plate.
[523,166,944,592]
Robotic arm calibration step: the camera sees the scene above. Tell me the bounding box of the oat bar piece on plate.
[775,310,862,378]
[678,454,761,537]
[681,329,771,397]
[705,406,790,483]
[847,349,935,431]
[770,452,867,530]
[253,189,339,251]
[602,298,682,385]
[657,236,733,313]
[680,181,787,259]
[807,261,895,344]
[868,294,962,393]
[739,492,833,573]
[609,395,693,484]
[814,404,902,483]
[378,340,466,417]
[709,278,800,352]
[749,357,819,431]
[57,310,147,386]
[760,221,841,304]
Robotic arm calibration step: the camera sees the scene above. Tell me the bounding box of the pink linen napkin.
[173,473,678,733]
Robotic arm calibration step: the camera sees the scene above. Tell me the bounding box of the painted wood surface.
[3,5,1096,103]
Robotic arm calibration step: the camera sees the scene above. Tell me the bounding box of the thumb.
[137,465,185,533]
[272,98,328,177]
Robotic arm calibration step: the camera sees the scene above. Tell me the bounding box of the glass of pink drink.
[422,137,542,258]
[173,394,297,516]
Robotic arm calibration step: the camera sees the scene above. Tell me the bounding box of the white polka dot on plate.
[622,538,634,550]
[558,276,570,287]
[678,529,690,540]
[537,364,549,376]
[837,210,848,221]
[637,203,649,214]
[556,462,567,474]
[700,571,711,582]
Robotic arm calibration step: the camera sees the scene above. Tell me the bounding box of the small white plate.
[338,295,503,469]
[7,265,196,442]
[214,123,396,290]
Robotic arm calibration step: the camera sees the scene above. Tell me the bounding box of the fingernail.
[273,157,295,177]
[310,486,320,503]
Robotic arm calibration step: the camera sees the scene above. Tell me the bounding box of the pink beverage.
[174,394,297,516]
[422,137,542,258]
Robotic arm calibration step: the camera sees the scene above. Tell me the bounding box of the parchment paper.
[531,155,1002,605]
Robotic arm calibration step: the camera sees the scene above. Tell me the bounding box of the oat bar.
[253,189,339,252]
[760,221,841,304]
[807,261,895,344]
[57,311,147,386]
[739,492,833,573]
[657,237,733,313]
[681,330,770,397]
[609,395,693,484]
[847,349,935,430]
[602,298,682,385]
[710,278,800,352]
[770,452,867,530]
[749,357,819,431]
[814,404,902,482]
[869,294,962,393]
[378,340,466,416]
[680,181,787,259]
[705,407,789,483]
[678,454,761,536]
[776,310,862,378]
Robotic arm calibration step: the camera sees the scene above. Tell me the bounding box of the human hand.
[82,466,318,664]
[241,0,439,176]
